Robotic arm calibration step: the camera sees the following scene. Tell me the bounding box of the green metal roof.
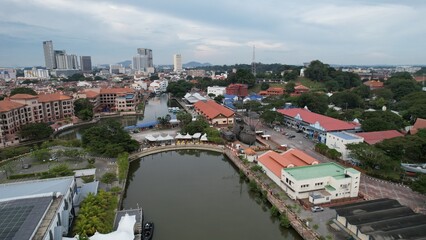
[346,168,359,174]
[284,162,353,181]
[325,185,336,191]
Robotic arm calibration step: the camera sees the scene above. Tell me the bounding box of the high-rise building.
[55,50,67,69]
[43,41,55,70]
[173,54,182,72]
[80,56,92,73]
[132,55,148,72]
[137,48,153,68]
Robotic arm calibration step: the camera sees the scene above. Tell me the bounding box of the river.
[123,150,302,240]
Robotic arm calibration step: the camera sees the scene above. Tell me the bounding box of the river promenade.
[129,143,319,240]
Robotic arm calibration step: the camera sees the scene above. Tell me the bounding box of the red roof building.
[193,100,235,125]
[363,80,384,90]
[355,130,404,145]
[259,87,284,96]
[410,118,426,135]
[292,84,310,96]
[277,108,359,143]
[225,84,248,97]
[258,149,319,178]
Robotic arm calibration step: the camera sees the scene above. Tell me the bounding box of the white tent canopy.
[163,134,174,141]
[156,135,165,141]
[145,135,157,142]
[175,133,184,139]
[200,133,208,141]
[182,133,192,139]
[192,133,202,139]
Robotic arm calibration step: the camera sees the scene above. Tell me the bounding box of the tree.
[74,98,94,121]
[260,110,284,125]
[353,84,371,99]
[347,143,397,171]
[101,172,116,188]
[81,120,139,156]
[41,164,74,178]
[285,82,295,93]
[304,60,330,82]
[260,82,270,91]
[395,92,426,121]
[329,91,364,109]
[182,116,209,134]
[214,95,224,103]
[176,111,192,126]
[167,80,193,98]
[385,78,421,100]
[410,174,426,194]
[117,152,129,183]
[227,69,255,87]
[361,111,405,132]
[296,92,328,114]
[10,87,37,96]
[19,122,54,140]
[283,70,298,81]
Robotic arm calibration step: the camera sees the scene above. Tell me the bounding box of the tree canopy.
[361,111,405,132]
[81,120,139,157]
[10,87,37,96]
[19,122,54,140]
[395,92,426,122]
[329,91,364,109]
[296,92,328,114]
[167,80,193,98]
[74,98,94,121]
[227,69,256,88]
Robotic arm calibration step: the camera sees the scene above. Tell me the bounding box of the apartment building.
[0,93,73,143]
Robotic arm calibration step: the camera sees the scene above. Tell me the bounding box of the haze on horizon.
[1,0,425,67]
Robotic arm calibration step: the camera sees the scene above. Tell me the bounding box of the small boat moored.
[143,222,154,240]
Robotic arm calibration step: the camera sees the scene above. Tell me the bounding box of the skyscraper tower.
[137,48,153,68]
[80,56,92,73]
[173,54,182,72]
[43,40,55,70]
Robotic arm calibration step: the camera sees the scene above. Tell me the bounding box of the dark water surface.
[123,150,302,240]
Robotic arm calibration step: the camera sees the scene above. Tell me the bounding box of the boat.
[143,222,154,240]
[401,163,426,174]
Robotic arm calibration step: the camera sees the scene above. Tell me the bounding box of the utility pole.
[251,45,256,77]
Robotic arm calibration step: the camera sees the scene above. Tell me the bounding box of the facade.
[193,100,235,125]
[24,68,50,79]
[99,88,138,112]
[149,80,168,94]
[43,40,55,70]
[282,162,360,204]
[226,84,248,97]
[258,148,319,189]
[0,177,77,240]
[292,84,310,96]
[110,64,122,74]
[173,54,183,72]
[187,69,206,78]
[0,93,73,144]
[363,80,384,90]
[207,86,226,97]
[79,56,92,73]
[326,131,364,160]
[137,48,153,68]
[277,108,359,143]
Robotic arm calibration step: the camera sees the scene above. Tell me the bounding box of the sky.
[1,0,426,67]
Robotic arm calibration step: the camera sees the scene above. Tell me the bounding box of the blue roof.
[75,181,99,206]
[0,177,74,200]
[136,120,158,128]
[329,131,362,141]
[224,94,237,100]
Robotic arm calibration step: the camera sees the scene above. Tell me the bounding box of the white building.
[24,67,50,79]
[326,132,364,160]
[282,162,360,204]
[0,177,77,240]
[149,80,168,94]
[207,86,226,97]
[173,54,182,72]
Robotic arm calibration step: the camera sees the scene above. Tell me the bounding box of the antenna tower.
[251,45,256,76]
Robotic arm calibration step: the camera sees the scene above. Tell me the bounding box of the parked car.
[311,206,324,212]
[288,135,296,139]
[22,164,31,169]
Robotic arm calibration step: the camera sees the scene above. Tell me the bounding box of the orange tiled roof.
[258,149,319,178]
[294,84,309,90]
[355,130,404,144]
[411,118,426,135]
[100,88,135,94]
[244,148,256,155]
[363,80,384,88]
[0,100,26,112]
[193,100,234,120]
[37,93,72,103]
[9,94,38,100]
[85,90,99,98]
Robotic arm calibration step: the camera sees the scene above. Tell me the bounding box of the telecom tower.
[251,45,256,76]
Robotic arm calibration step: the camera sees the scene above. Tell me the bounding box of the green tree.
[176,111,192,126]
[347,143,397,171]
[227,69,255,87]
[167,80,193,98]
[296,92,328,114]
[41,164,74,178]
[329,91,364,109]
[361,111,405,132]
[81,120,139,156]
[285,82,296,93]
[182,116,209,134]
[260,110,284,125]
[101,172,116,188]
[283,70,298,81]
[74,98,94,121]
[304,60,330,82]
[117,152,129,183]
[19,122,54,140]
[260,82,270,91]
[10,87,37,96]
[410,174,426,194]
[353,84,371,99]
[213,95,224,103]
[395,92,426,121]
[385,78,421,100]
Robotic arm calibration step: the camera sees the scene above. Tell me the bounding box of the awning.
[200,133,208,141]
[175,133,184,139]
[145,135,157,142]
[192,133,202,139]
[163,134,174,141]
[182,133,192,139]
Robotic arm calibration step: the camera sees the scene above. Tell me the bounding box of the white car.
[311,206,324,212]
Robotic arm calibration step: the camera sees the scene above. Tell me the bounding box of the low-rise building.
[258,148,319,189]
[292,84,310,96]
[326,131,364,160]
[259,87,284,96]
[207,86,226,97]
[409,118,426,135]
[355,130,404,145]
[363,80,384,90]
[193,100,234,125]
[226,84,248,97]
[0,177,77,240]
[282,162,360,204]
[277,108,360,143]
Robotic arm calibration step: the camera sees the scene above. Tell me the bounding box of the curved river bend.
[123,150,302,240]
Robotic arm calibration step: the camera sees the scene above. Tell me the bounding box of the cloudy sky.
[1,0,425,67]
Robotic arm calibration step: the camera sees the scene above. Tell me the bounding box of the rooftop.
[410,118,426,135]
[355,130,404,145]
[37,92,72,102]
[9,94,38,99]
[328,131,363,141]
[277,108,358,132]
[194,100,234,120]
[284,162,358,181]
[0,100,26,112]
[0,177,74,201]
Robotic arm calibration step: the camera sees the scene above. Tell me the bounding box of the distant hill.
[183,61,212,68]
[117,60,132,68]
